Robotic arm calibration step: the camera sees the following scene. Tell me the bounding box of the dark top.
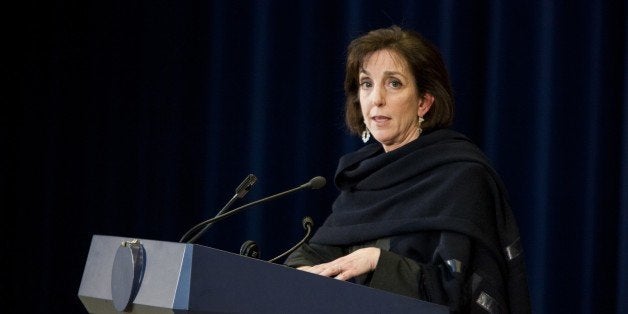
[284,129,531,313]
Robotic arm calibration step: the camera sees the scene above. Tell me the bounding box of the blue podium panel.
[78,235,449,314]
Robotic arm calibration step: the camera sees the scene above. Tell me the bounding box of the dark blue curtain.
[11,1,628,313]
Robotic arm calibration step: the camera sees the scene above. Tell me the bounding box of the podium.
[78,235,449,313]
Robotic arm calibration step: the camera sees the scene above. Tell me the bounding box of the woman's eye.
[389,80,402,88]
[360,81,372,89]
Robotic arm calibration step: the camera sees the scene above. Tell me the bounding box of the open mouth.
[371,115,391,125]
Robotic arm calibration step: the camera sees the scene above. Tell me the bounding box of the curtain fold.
[617,2,628,310]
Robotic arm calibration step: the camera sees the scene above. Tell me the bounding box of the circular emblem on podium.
[111,239,145,312]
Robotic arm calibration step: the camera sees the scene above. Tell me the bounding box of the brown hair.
[344,26,454,134]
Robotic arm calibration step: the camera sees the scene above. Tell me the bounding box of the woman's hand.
[297,247,381,281]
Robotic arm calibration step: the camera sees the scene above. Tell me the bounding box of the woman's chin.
[372,136,395,147]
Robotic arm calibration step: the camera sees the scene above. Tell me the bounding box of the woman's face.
[359,49,432,152]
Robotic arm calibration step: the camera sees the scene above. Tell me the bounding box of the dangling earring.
[362,129,370,143]
[417,116,425,136]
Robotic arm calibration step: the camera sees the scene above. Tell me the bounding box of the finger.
[319,263,342,277]
[306,263,333,275]
[334,267,357,281]
[298,265,323,274]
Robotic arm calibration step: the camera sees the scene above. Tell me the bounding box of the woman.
[285,26,530,313]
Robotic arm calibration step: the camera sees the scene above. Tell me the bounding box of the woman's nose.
[370,86,385,107]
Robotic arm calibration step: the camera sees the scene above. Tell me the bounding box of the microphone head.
[235,174,257,198]
[307,176,326,189]
[240,240,260,258]
[302,216,314,229]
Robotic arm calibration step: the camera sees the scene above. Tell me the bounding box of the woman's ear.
[417,92,435,117]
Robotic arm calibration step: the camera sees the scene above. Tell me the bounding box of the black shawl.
[310,129,530,313]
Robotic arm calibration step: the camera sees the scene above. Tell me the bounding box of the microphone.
[303,176,326,190]
[183,176,326,238]
[268,217,314,263]
[240,240,260,259]
[179,174,257,243]
[234,174,258,198]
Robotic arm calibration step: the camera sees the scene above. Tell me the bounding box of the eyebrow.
[359,69,407,78]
